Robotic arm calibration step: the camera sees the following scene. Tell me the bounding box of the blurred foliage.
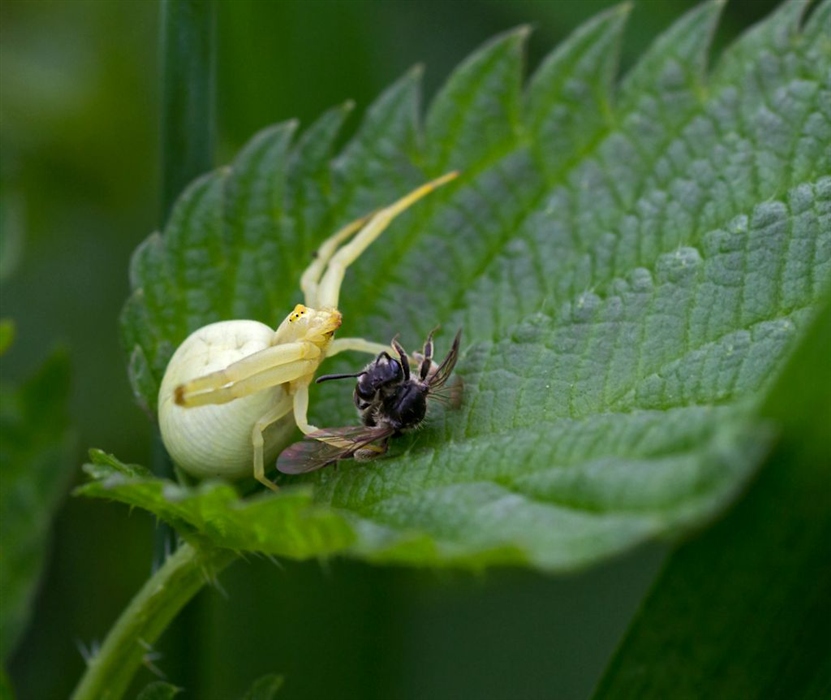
[593,289,831,698]
[135,682,181,700]
[0,350,75,662]
[242,675,284,700]
[0,321,14,357]
[0,0,809,698]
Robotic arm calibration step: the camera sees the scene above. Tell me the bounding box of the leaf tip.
[513,23,533,40]
[499,24,533,50]
[710,0,728,15]
[615,1,634,18]
[88,447,107,462]
[407,63,425,81]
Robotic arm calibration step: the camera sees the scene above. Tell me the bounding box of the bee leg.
[354,439,389,462]
[419,329,437,380]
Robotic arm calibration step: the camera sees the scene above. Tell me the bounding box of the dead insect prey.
[276,329,462,474]
[157,172,459,491]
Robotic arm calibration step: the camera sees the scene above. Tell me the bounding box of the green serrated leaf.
[332,67,422,202]
[526,4,630,174]
[425,26,528,172]
[225,122,298,322]
[135,681,181,700]
[77,451,354,558]
[241,674,284,700]
[287,102,354,254]
[0,350,75,661]
[115,2,831,571]
[84,449,154,480]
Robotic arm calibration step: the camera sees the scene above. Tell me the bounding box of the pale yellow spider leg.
[315,171,460,309]
[176,341,322,406]
[301,213,373,308]
[326,337,392,357]
[251,393,294,492]
[181,360,320,407]
[291,383,319,434]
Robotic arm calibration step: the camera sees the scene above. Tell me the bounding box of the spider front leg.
[175,341,322,407]
[303,172,459,310]
[300,213,373,308]
[326,337,392,358]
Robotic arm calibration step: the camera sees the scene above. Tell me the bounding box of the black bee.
[276,329,462,474]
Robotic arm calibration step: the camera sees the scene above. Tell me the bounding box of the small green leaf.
[114,1,831,571]
[241,674,284,700]
[84,449,154,480]
[77,451,355,558]
[136,681,181,700]
[0,350,75,661]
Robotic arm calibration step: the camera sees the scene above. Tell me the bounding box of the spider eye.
[289,304,308,322]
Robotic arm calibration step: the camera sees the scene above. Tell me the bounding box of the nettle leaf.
[98,0,831,571]
[77,450,355,558]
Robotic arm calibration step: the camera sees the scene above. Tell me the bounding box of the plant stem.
[74,7,222,697]
[160,0,216,222]
[71,544,237,700]
[155,0,216,558]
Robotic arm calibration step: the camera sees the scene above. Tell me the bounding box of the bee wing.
[428,329,462,390]
[276,425,393,475]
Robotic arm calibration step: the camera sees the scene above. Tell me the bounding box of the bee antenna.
[316,371,366,384]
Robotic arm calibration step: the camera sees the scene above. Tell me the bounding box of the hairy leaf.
[78,451,355,558]
[97,0,831,571]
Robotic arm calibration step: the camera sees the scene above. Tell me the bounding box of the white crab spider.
[158,171,458,491]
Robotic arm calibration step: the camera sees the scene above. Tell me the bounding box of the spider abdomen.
[158,320,292,479]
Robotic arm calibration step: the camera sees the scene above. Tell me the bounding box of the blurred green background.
[0,0,780,697]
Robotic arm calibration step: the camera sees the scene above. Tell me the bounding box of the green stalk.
[155,0,216,557]
[160,0,216,221]
[70,544,237,700]
[73,4,224,697]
